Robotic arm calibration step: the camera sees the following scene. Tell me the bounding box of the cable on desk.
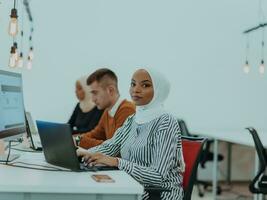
[0,140,20,164]
[11,161,64,169]
[0,140,71,172]
[4,139,23,151]
[10,142,21,147]
[10,147,42,153]
[3,162,72,172]
[5,141,12,164]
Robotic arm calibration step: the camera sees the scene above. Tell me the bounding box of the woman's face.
[75,81,85,101]
[130,69,154,106]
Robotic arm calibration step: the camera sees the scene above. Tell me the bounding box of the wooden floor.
[191,182,253,200]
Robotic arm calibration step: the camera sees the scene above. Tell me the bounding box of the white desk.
[192,128,267,200]
[0,152,143,200]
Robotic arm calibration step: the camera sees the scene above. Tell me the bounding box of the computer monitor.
[0,70,26,141]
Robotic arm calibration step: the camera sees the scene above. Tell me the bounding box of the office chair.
[145,136,207,200]
[246,127,267,194]
[178,119,223,197]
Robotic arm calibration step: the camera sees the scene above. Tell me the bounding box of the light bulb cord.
[261,28,265,61]
[245,34,250,62]
[258,0,265,24]
[20,0,24,54]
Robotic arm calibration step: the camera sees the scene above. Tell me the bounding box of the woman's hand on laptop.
[76,147,88,156]
[76,148,118,167]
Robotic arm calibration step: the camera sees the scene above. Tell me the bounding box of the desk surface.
[192,128,267,147]
[0,151,143,195]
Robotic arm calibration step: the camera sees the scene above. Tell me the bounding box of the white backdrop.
[0,0,267,131]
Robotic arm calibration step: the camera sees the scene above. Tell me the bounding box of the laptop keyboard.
[79,163,118,171]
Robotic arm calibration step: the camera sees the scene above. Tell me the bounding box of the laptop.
[36,120,118,172]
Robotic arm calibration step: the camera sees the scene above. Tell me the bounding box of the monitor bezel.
[0,70,26,141]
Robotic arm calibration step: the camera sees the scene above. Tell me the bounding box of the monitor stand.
[0,140,20,162]
[0,154,20,162]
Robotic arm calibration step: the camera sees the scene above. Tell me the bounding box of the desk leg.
[226,143,232,185]
[212,139,218,200]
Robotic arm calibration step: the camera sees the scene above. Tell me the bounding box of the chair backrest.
[178,120,191,136]
[246,127,267,169]
[246,127,267,193]
[182,136,206,200]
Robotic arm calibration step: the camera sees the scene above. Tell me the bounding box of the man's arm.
[105,101,135,139]
[113,107,135,133]
[79,112,107,149]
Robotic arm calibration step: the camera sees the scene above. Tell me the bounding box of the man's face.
[90,81,112,110]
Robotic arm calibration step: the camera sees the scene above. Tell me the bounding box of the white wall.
[0,0,267,131]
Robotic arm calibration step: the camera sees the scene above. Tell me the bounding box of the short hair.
[87,68,118,89]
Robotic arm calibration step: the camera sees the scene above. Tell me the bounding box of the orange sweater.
[79,99,135,149]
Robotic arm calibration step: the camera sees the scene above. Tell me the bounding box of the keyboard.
[79,163,118,171]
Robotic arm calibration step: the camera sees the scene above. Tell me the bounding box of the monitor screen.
[0,70,26,140]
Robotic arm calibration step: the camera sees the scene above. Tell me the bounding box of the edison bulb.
[17,53,24,68]
[8,9,19,36]
[9,46,16,67]
[259,63,265,74]
[243,62,250,74]
[243,65,250,74]
[28,47,34,60]
[9,54,16,67]
[14,49,19,61]
[27,57,32,70]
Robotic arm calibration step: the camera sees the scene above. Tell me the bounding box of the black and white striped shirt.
[90,113,184,200]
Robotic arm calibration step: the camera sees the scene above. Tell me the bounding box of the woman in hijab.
[77,69,184,200]
[68,75,103,134]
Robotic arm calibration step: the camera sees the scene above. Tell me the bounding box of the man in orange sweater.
[78,68,135,149]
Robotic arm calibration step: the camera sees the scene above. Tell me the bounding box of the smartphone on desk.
[91,174,115,183]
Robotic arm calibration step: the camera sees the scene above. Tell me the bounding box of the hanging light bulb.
[28,46,34,60]
[8,8,19,36]
[17,52,23,68]
[9,46,16,67]
[259,59,265,74]
[259,28,265,74]
[13,42,19,61]
[243,34,250,74]
[26,56,32,70]
[243,60,250,74]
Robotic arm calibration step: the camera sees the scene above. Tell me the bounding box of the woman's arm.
[88,115,134,156]
[118,116,184,186]
[76,116,134,164]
